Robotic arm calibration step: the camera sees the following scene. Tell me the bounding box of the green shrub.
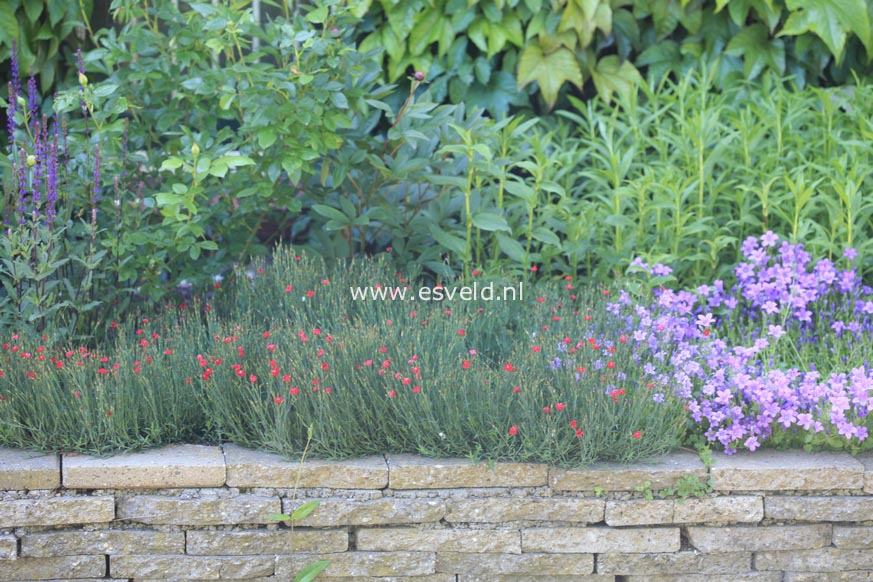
[355,0,873,112]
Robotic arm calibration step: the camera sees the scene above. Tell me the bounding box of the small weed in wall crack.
[266,425,330,581]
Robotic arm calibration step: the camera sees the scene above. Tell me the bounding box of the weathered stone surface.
[672,496,763,524]
[111,555,274,579]
[597,551,751,575]
[0,449,60,490]
[0,535,15,561]
[710,450,864,491]
[549,451,706,491]
[275,552,436,577]
[858,452,873,494]
[765,496,873,521]
[605,499,673,526]
[356,528,520,553]
[687,524,831,552]
[624,574,781,582]
[387,454,547,489]
[446,497,604,524]
[186,529,347,555]
[522,527,680,554]
[117,494,279,525]
[755,548,873,572]
[318,577,454,582]
[0,556,105,580]
[21,530,184,557]
[833,525,873,548]
[283,497,445,527]
[0,496,114,527]
[436,552,593,576]
[224,443,387,489]
[457,576,610,582]
[62,444,225,489]
[135,579,275,582]
[783,572,873,582]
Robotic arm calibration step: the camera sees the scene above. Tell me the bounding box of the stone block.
[387,454,547,489]
[283,497,445,527]
[186,529,347,555]
[446,497,604,524]
[0,449,60,490]
[0,556,105,580]
[710,450,864,492]
[317,577,454,582]
[436,552,593,576]
[224,443,387,489]
[765,495,873,521]
[0,535,15,561]
[687,524,830,552]
[62,445,225,489]
[783,573,873,582]
[0,496,114,527]
[624,574,781,582]
[858,452,873,494]
[833,525,873,548]
[117,494,279,525]
[356,528,520,553]
[597,551,751,575]
[755,548,873,572]
[549,451,706,491]
[110,555,274,579]
[457,577,610,582]
[522,527,680,553]
[275,552,436,578]
[605,499,673,526]
[21,530,184,557]
[672,496,763,524]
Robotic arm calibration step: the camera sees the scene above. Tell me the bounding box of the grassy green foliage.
[355,0,873,112]
[0,246,687,464]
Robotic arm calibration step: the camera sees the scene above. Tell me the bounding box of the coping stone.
[224,443,388,489]
[548,450,706,491]
[62,444,226,489]
[0,448,60,490]
[387,454,547,489]
[710,450,864,492]
[857,452,873,494]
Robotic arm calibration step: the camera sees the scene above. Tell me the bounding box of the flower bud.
[191,143,200,157]
[78,72,88,87]
[26,154,36,167]
[413,71,425,82]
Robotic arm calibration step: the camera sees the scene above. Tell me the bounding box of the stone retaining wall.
[2,444,873,582]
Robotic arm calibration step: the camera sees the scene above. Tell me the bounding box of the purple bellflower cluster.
[612,232,872,454]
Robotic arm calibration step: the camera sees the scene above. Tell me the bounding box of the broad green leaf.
[532,227,562,247]
[305,5,329,23]
[429,224,467,255]
[410,8,440,55]
[590,55,641,103]
[0,3,19,42]
[487,22,508,57]
[214,155,254,168]
[637,40,680,81]
[468,18,489,53]
[160,157,184,171]
[726,23,785,78]
[312,204,349,223]
[349,0,374,18]
[290,500,321,521]
[472,213,512,233]
[295,560,330,582]
[779,0,872,62]
[257,128,278,149]
[651,0,679,40]
[517,44,583,110]
[496,233,526,262]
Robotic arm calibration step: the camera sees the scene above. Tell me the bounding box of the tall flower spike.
[6,81,15,146]
[92,144,101,203]
[46,127,58,227]
[27,76,39,132]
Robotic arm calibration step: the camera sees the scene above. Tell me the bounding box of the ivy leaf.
[779,0,872,62]
[517,44,583,110]
[637,40,680,82]
[590,55,642,103]
[726,23,785,79]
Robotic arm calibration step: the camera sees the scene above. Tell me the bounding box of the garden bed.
[2,444,873,581]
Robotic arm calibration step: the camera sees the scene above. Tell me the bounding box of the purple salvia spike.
[6,81,15,146]
[32,117,42,218]
[10,41,22,103]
